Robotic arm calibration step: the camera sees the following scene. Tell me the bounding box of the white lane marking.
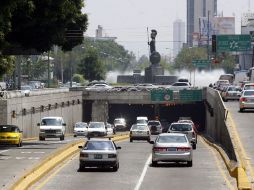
[21,152,32,154]
[134,154,152,190]
[34,152,45,154]
[16,157,25,160]
[28,157,40,160]
[0,150,9,154]
[0,156,11,160]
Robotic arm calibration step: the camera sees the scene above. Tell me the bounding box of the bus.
[219,74,234,84]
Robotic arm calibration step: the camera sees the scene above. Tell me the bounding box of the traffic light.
[212,35,217,53]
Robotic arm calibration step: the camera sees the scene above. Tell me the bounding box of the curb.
[10,134,129,190]
[201,135,252,190]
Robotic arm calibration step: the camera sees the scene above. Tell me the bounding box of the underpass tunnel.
[108,104,155,129]
[108,102,206,131]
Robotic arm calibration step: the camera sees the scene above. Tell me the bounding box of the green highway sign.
[151,89,173,101]
[192,60,210,68]
[216,35,251,52]
[179,89,203,101]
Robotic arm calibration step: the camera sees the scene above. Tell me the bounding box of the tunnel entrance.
[108,102,205,131]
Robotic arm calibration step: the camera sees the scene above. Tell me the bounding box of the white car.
[85,84,112,91]
[129,124,151,142]
[87,122,107,137]
[106,123,115,135]
[150,133,193,167]
[21,85,32,96]
[79,138,121,171]
[73,122,88,137]
[113,118,126,131]
[239,90,254,112]
[169,82,191,90]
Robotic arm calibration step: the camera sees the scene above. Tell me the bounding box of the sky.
[83,0,254,58]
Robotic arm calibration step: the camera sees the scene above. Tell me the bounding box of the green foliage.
[2,0,88,53]
[78,49,106,81]
[174,47,207,70]
[72,73,85,84]
[0,55,15,79]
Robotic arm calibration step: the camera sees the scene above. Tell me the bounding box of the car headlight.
[40,129,45,133]
[108,154,117,158]
[10,136,18,139]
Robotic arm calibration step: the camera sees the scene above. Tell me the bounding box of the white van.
[38,116,66,141]
[136,116,148,124]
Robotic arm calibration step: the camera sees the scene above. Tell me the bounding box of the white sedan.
[239,90,254,112]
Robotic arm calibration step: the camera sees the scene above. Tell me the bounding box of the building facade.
[187,0,217,47]
[173,19,185,57]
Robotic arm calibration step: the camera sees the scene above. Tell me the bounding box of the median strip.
[10,134,129,190]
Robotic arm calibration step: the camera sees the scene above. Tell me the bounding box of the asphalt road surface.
[31,136,236,190]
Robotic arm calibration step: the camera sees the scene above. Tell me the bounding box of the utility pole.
[47,51,50,88]
[207,10,211,70]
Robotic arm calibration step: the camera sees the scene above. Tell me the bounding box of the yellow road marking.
[34,138,128,189]
[200,136,236,190]
[227,112,254,183]
[34,153,79,190]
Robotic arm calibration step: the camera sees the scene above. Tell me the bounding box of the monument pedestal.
[145,64,164,83]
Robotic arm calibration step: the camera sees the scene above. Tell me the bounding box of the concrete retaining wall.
[205,87,237,161]
[0,89,82,138]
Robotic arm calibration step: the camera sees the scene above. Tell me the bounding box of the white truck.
[38,116,66,141]
[0,82,6,91]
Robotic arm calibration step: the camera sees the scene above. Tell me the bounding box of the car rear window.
[243,91,254,96]
[170,123,192,131]
[89,122,105,128]
[131,125,147,130]
[157,135,187,143]
[148,121,160,125]
[85,141,114,150]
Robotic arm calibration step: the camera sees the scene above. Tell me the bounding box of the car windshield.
[243,91,254,96]
[85,141,114,150]
[114,119,125,124]
[170,123,192,131]
[131,125,147,130]
[75,123,87,128]
[0,125,19,132]
[89,122,104,128]
[148,121,160,125]
[137,120,147,124]
[157,135,187,143]
[41,119,62,126]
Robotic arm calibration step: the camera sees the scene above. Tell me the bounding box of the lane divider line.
[10,134,130,190]
[134,154,152,190]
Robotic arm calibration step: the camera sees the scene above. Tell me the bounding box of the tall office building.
[187,0,217,47]
[173,19,185,58]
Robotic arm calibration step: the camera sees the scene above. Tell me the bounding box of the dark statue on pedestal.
[148,29,161,65]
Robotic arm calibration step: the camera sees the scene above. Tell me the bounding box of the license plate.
[167,147,176,151]
[94,154,102,159]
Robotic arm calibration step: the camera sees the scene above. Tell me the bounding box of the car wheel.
[187,160,193,167]
[39,136,45,141]
[130,138,133,142]
[74,135,77,137]
[152,160,157,167]
[60,135,65,141]
[239,108,244,112]
[147,138,151,143]
[79,163,85,171]
[112,163,119,172]
[192,143,196,150]
[17,140,22,147]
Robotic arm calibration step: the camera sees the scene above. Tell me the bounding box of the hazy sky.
[83,0,254,58]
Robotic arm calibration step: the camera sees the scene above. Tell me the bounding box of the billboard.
[213,17,235,35]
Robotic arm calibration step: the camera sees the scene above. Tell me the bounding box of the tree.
[0,55,15,79]
[2,0,88,53]
[72,73,85,85]
[78,49,106,81]
[174,47,207,70]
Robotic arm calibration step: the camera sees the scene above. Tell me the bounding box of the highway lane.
[32,136,236,190]
[0,136,83,190]
[225,101,254,181]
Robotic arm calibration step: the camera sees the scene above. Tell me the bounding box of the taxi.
[0,125,23,147]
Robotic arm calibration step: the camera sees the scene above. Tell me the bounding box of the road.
[225,101,254,182]
[0,137,81,190]
[31,136,235,190]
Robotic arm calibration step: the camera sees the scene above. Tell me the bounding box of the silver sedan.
[150,133,193,167]
[239,90,254,112]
